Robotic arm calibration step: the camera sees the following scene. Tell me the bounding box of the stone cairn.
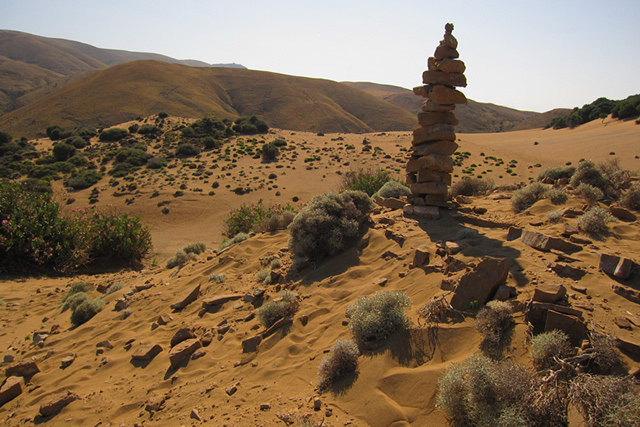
[404,23,467,218]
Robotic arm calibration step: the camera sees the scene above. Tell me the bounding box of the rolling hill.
[344,82,570,133]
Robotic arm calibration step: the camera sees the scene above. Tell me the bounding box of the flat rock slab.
[5,361,39,378]
[39,390,80,417]
[521,230,582,253]
[611,284,640,304]
[242,336,263,353]
[0,376,24,407]
[533,284,566,303]
[132,344,163,361]
[201,294,243,309]
[450,256,510,310]
[171,284,200,310]
[170,328,196,348]
[169,338,202,369]
[404,205,441,220]
[375,197,406,210]
[599,253,634,279]
[545,310,586,346]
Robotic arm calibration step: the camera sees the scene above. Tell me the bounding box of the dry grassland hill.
[0,30,237,115]
[0,60,416,138]
[2,117,640,425]
[344,81,571,133]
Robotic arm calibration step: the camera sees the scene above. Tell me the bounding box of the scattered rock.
[529,218,544,226]
[225,384,238,396]
[171,284,201,310]
[299,315,309,326]
[599,253,634,279]
[60,354,76,369]
[39,390,80,417]
[131,344,163,361]
[544,310,586,346]
[616,337,640,357]
[473,206,487,215]
[533,284,566,303]
[569,235,592,245]
[376,197,406,210]
[445,241,460,255]
[561,224,579,237]
[145,395,166,413]
[3,355,14,364]
[190,409,202,421]
[411,248,430,268]
[241,335,263,354]
[562,208,583,218]
[260,403,271,410]
[201,294,244,310]
[450,256,510,310]
[570,284,587,294]
[521,230,581,253]
[157,313,173,325]
[404,205,441,219]
[0,376,24,407]
[191,349,206,360]
[384,229,406,245]
[170,328,197,348]
[313,397,322,410]
[506,227,522,241]
[615,317,632,329]
[494,285,513,302]
[169,338,202,369]
[114,299,128,311]
[373,277,388,287]
[609,206,637,222]
[96,340,114,349]
[5,361,39,378]
[270,269,282,283]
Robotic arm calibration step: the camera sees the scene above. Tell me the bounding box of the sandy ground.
[1,118,640,425]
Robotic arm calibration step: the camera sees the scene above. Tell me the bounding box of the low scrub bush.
[570,159,607,190]
[257,290,299,328]
[182,242,206,254]
[511,181,547,212]
[341,168,393,196]
[175,143,200,157]
[578,207,616,234]
[544,188,568,205]
[65,169,102,190]
[530,330,573,370]
[166,242,206,268]
[546,210,564,223]
[620,183,640,211]
[373,180,411,199]
[208,272,226,283]
[256,268,272,285]
[261,142,279,161]
[104,282,126,296]
[575,183,604,205]
[475,301,514,359]
[233,115,269,135]
[450,177,495,197]
[99,128,129,142]
[288,191,373,261]
[570,373,640,426]
[317,339,360,390]
[52,143,76,161]
[219,232,250,250]
[223,201,302,238]
[599,158,632,195]
[537,165,575,181]
[138,124,159,135]
[346,291,411,345]
[71,297,105,326]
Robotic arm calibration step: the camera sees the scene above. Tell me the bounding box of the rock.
[190,409,202,421]
[429,85,467,105]
[0,376,24,407]
[444,257,467,274]
[171,284,200,310]
[157,313,172,325]
[299,315,309,326]
[260,403,271,410]
[450,257,510,310]
[60,354,76,369]
[561,224,579,237]
[384,229,406,245]
[3,355,14,364]
[416,111,459,127]
[473,206,487,215]
[39,390,80,417]
[445,241,461,255]
[169,338,202,369]
[506,227,522,241]
[114,299,128,310]
[373,278,388,287]
[443,33,458,49]
[420,99,455,112]
[599,253,634,279]
[375,197,406,210]
[429,57,466,73]
[615,317,632,329]
[170,328,197,348]
[612,283,640,303]
[528,302,583,322]
[529,218,544,226]
[494,285,513,302]
[569,235,592,245]
[96,340,114,349]
[520,230,582,253]
[609,206,637,222]
[616,337,640,357]
[440,278,456,291]
[5,361,39,378]
[406,153,454,173]
[562,208,584,218]
[412,124,456,144]
[422,70,467,87]
[545,310,586,346]
[201,332,213,346]
[433,44,459,60]
[533,284,567,303]
[313,397,322,410]
[131,344,163,361]
[270,269,282,283]
[405,205,441,220]
[145,395,165,413]
[412,248,430,268]
[225,384,238,396]
[570,284,587,294]
[410,182,448,195]
[201,294,244,310]
[191,349,206,360]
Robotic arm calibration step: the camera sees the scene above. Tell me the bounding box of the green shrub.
[546,210,564,223]
[99,128,129,142]
[261,142,279,161]
[46,125,64,140]
[60,282,93,310]
[450,177,495,197]
[219,232,250,250]
[223,201,301,238]
[0,131,11,145]
[288,191,372,261]
[530,330,573,370]
[138,124,159,135]
[146,157,165,169]
[575,183,604,205]
[128,123,139,134]
[570,159,607,190]
[62,292,89,312]
[318,339,360,390]
[544,188,568,205]
[475,301,514,359]
[510,182,547,212]
[203,136,221,150]
[537,166,575,181]
[158,112,168,119]
[182,242,206,254]
[346,290,411,344]
[166,249,196,269]
[71,297,105,326]
[65,169,102,189]
[257,290,299,328]
[256,268,272,285]
[104,282,126,296]
[176,143,200,157]
[620,183,640,211]
[374,180,411,199]
[570,373,640,426]
[341,168,392,196]
[272,138,287,147]
[208,272,227,283]
[66,136,87,149]
[578,207,616,234]
[599,158,632,194]
[233,115,269,135]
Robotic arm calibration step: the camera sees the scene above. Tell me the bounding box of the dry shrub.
[544,188,568,205]
[546,210,564,223]
[575,183,604,205]
[288,191,373,262]
[537,165,575,181]
[570,159,607,190]
[374,180,411,199]
[620,183,640,211]
[346,291,411,345]
[599,158,632,195]
[530,330,573,370]
[578,207,616,234]
[510,181,547,212]
[569,373,640,426]
[71,297,105,326]
[257,290,299,328]
[166,249,196,269]
[475,301,514,359]
[590,332,626,375]
[450,177,495,197]
[219,232,250,250]
[317,339,360,390]
[182,242,207,254]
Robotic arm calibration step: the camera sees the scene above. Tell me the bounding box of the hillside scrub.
[0,181,152,273]
[510,181,547,212]
[99,128,129,142]
[346,290,411,345]
[449,177,495,197]
[317,339,360,390]
[223,200,302,238]
[537,165,575,181]
[546,94,639,129]
[340,168,394,197]
[257,290,299,328]
[288,191,373,261]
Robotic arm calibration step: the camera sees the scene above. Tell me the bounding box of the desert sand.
[1,117,640,426]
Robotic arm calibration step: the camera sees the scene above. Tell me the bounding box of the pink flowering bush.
[0,181,151,273]
[223,199,303,238]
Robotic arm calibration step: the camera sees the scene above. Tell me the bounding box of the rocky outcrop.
[407,23,466,211]
[0,376,24,407]
[450,256,509,310]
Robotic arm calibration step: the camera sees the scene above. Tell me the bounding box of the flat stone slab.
[39,390,80,417]
[521,230,582,253]
[132,344,163,361]
[201,294,243,309]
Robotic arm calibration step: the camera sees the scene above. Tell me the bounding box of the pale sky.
[1,0,638,112]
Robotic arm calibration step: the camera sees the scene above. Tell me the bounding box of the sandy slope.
[1,118,640,425]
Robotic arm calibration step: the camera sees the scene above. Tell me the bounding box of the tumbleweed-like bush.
[317,339,360,390]
[346,290,411,345]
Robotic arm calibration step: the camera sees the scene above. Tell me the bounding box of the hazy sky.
[1,0,638,112]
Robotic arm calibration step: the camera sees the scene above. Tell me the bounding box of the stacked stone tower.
[406,23,467,211]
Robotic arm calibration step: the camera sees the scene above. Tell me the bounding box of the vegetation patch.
[346,290,411,345]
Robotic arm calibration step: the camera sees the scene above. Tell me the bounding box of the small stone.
[313,398,322,410]
[373,277,388,287]
[570,284,587,294]
[39,390,80,417]
[445,241,460,255]
[60,354,76,369]
[0,375,24,407]
[533,284,567,303]
[225,385,238,396]
[114,299,128,310]
[170,328,196,348]
[96,340,114,349]
[494,285,512,302]
[299,315,309,326]
[157,313,172,325]
[260,403,271,410]
[131,344,163,361]
[171,284,201,310]
[190,409,202,421]
[191,349,206,360]
[615,317,632,329]
[3,355,14,364]
[5,361,39,378]
[169,338,202,369]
